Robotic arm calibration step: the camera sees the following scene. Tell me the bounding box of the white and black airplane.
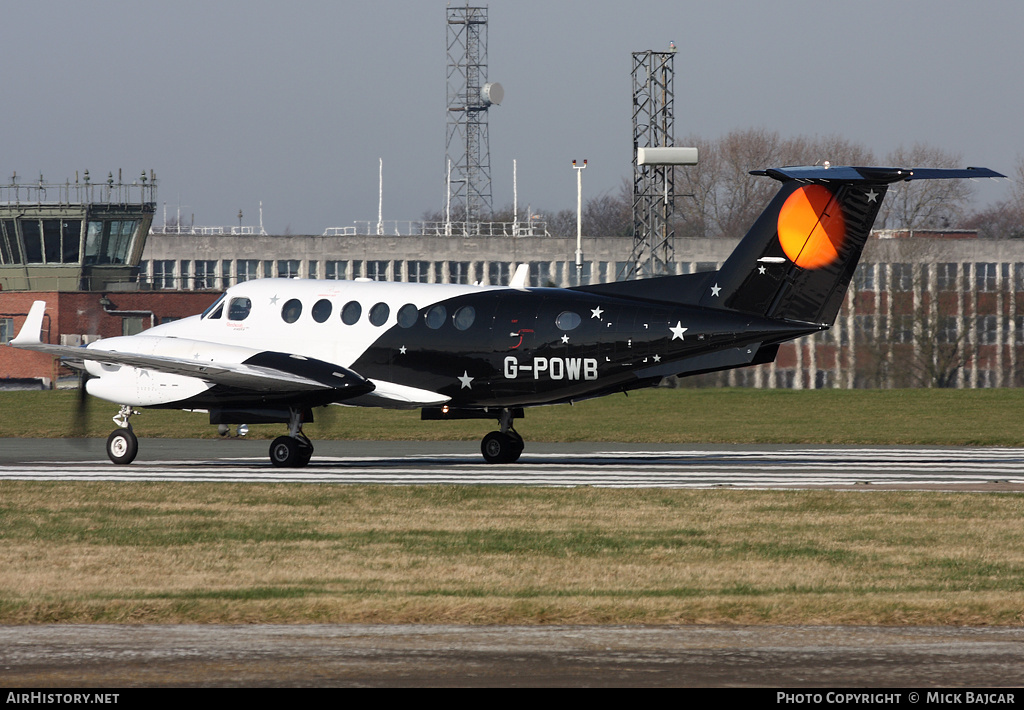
[11,164,1003,466]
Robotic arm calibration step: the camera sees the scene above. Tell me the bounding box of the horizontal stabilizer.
[753,165,1005,183]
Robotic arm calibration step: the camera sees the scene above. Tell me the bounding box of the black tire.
[269,436,298,468]
[295,442,314,468]
[106,427,138,465]
[507,428,524,463]
[481,431,521,464]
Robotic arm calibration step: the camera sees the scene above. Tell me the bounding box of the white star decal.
[399,346,407,355]
[591,306,604,320]
[758,265,766,275]
[457,371,474,389]
[561,334,570,344]
[866,188,879,203]
[669,321,688,340]
[711,283,721,297]
[652,354,661,363]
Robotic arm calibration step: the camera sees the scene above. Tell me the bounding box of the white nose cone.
[480,82,504,106]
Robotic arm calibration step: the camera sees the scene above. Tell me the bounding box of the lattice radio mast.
[446,5,503,235]
[623,48,697,279]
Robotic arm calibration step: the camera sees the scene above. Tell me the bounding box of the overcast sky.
[3,0,1021,234]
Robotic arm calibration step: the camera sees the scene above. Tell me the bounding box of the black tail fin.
[703,166,1003,325]
[576,165,1003,324]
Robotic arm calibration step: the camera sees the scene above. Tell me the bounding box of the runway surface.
[4,624,1024,687]
[2,438,1024,490]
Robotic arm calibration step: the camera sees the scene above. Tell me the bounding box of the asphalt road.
[3,624,1024,688]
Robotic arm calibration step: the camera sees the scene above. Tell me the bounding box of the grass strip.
[4,388,1024,445]
[2,482,1023,625]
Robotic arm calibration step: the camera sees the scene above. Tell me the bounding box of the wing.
[10,300,373,396]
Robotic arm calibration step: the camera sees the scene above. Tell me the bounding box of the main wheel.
[269,436,298,468]
[481,431,522,464]
[295,441,314,468]
[106,427,138,465]
[507,430,524,463]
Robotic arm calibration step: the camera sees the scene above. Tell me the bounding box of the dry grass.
[3,483,1024,625]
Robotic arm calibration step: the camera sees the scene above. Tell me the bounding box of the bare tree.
[876,144,974,229]
[965,154,1024,239]
[674,130,877,239]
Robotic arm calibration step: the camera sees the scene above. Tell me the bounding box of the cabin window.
[397,304,418,328]
[453,305,475,331]
[425,305,447,329]
[228,297,251,321]
[555,311,581,331]
[341,301,361,325]
[281,298,302,324]
[311,299,332,323]
[369,302,390,326]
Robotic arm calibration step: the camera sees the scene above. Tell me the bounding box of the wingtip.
[9,300,47,347]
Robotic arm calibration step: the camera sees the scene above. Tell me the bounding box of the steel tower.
[446,5,502,234]
[624,50,677,279]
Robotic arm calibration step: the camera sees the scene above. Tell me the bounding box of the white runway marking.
[3,447,1024,489]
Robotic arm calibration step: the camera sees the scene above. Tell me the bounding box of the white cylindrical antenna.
[377,158,384,236]
[513,159,519,237]
[445,159,452,237]
[573,159,588,276]
[259,201,265,235]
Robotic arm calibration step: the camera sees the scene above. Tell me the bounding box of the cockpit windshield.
[201,294,227,319]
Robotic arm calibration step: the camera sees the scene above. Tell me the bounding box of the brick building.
[1,291,219,386]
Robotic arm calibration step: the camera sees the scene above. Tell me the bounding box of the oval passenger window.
[369,302,390,326]
[397,303,418,328]
[453,305,476,331]
[341,301,361,325]
[281,299,302,324]
[555,311,581,331]
[311,299,332,323]
[425,305,447,329]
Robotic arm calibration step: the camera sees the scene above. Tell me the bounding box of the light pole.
[573,159,587,283]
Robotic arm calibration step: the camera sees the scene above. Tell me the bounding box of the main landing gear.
[106,405,139,465]
[481,409,524,464]
[269,408,314,468]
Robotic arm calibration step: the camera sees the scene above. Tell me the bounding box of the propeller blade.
[70,370,92,442]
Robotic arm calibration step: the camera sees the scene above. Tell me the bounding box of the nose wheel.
[105,405,139,465]
[106,427,138,465]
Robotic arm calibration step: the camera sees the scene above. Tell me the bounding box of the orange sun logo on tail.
[777,184,846,269]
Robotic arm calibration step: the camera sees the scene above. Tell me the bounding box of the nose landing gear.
[106,405,139,465]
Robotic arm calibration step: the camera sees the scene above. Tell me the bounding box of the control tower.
[0,170,156,292]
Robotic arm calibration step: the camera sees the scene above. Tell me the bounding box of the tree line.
[435,129,1023,240]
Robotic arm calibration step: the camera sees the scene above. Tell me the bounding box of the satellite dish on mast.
[480,82,504,106]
